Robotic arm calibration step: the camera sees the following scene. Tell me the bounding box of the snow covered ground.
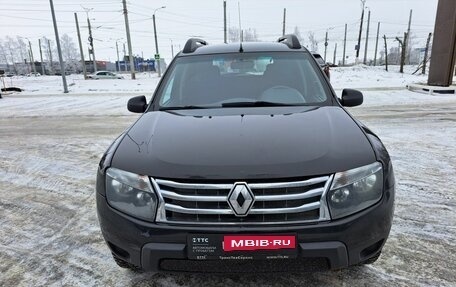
[0,66,455,286]
[1,72,160,95]
[2,65,449,96]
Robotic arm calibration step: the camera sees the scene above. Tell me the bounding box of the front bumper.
[96,182,394,273]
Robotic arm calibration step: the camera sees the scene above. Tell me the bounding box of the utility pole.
[363,9,371,64]
[324,31,328,62]
[27,50,32,73]
[422,32,432,75]
[28,40,37,74]
[123,43,127,72]
[223,0,227,43]
[383,35,388,71]
[282,8,287,36]
[238,1,242,41]
[333,43,337,65]
[342,23,347,66]
[406,9,413,64]
[170,39,174,58]
[38,39,45,75]
[49,0,68,93]
[74,13,87,79]
[122,0,136,79]
[84,9,97,74]
[47,39,53,74]
[356,0,366,62]
[116,41,121,72]
[373,22,380,66]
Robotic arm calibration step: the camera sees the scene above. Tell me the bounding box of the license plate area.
[187,234,297,260]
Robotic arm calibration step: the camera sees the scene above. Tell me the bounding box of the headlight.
[105,167,158,221]
[327,162,383,219]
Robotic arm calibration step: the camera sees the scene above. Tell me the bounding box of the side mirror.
[127,95,147,113]
[341,89,363,107]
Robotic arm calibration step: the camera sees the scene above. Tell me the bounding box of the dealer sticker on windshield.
[187,234,297,260]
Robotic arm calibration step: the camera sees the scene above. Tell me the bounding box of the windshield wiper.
[221,101,303,108]
[159,105,214,111]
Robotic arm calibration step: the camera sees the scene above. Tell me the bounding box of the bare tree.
[388,46,400,65]
[395,32,408,73]
[229,27,240,43]
[293,26,303,43]
[243,28,258,42]
[228,27,258,42]
[16,37,28,64]
[4,37,19,74]
[308,32,319,52]
[0,42,11,72]
[59,34,81,73]
[60,34,79,62]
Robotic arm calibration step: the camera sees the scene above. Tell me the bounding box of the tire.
[112,253,143,272]
[361,251,381,265]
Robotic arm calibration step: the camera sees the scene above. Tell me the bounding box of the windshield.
[154,52,332,110]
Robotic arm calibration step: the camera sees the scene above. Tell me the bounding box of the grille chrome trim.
[155,179,233,190]
[151,175,334,225]
[164,201,320,215]
[159,187,324,202]
[155,177,329,190]
[165,203,233,215]
[160,190,226,202]
[256,187,324,201]
[249,202,320,214]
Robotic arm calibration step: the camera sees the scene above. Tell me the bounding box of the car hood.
[111,106,376,180]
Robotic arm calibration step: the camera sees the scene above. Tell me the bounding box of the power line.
[1,8,121,13]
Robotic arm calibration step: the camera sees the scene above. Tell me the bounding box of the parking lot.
[0,78,455,286]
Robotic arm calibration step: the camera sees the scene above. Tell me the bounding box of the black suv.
[96,35,395,273]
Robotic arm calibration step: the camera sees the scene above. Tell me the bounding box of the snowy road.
[0,88,455,286]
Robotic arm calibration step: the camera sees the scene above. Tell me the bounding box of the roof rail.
[183,38,208,53]
[277,34,302,49]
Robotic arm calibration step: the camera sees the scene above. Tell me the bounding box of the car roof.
[178,42,310,57]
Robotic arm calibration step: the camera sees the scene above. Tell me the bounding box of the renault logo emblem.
[227,182,255,217]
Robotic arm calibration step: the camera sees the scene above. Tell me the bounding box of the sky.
[0,0,439,64]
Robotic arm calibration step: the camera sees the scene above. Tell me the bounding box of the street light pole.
[153,6,166,77]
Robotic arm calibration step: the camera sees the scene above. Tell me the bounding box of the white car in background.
[88,71,123,80]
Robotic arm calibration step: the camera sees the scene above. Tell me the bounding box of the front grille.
[152,176,333,225]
